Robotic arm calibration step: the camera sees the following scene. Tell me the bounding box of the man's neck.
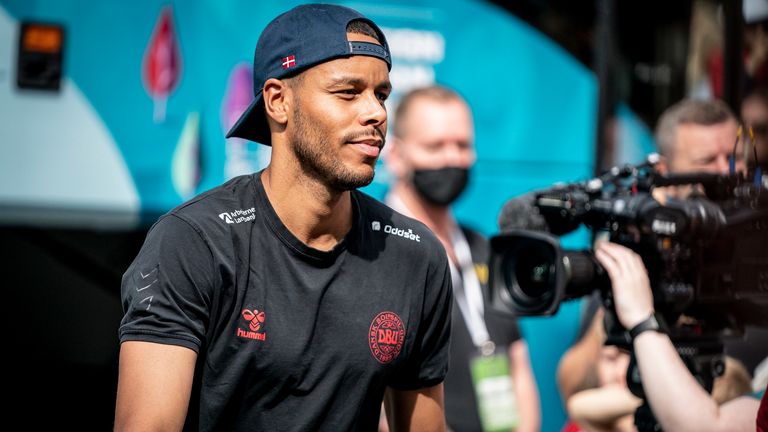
[261,164,353,252]
[390,182,457,259]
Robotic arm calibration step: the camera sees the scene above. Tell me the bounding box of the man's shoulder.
[459,223,489,261]
[355,190,447,259]
[163,174,258,230]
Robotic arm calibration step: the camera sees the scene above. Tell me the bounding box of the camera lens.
[502,238,557,307]
[516,248,556,298]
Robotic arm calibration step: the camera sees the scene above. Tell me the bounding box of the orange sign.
[22,24,63,53]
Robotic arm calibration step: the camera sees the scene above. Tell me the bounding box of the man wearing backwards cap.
[115,4,452,432]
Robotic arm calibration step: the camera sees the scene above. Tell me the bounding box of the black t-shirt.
[119,173,453,431]
[443,227,522,432]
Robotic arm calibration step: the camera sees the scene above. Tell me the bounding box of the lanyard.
[386,192,493,353]
[449,225,492,351]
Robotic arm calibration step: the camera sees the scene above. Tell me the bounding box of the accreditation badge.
[469,343,519,432]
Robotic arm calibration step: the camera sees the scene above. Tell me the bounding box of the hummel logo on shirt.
[237,308,266,341]
[218,207,256,224]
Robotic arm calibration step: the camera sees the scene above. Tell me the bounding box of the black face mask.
[412,167,469,207]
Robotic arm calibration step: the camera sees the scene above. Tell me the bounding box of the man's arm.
[114,341,197,432]
[595,242,759,432]
[557,308,605,403]
[509,339,541,432]
[634,332,759,432]
[567,385,641,431]
[384,383,445,432]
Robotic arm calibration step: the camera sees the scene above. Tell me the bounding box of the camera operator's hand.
[594,243,760,432]
[594,242,654,330]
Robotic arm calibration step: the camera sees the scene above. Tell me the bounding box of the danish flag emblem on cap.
[282,55,296,69]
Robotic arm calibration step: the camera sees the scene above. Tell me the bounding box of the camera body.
[489,160,768,339]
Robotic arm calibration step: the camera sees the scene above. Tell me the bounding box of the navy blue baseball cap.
[226,4,391,145]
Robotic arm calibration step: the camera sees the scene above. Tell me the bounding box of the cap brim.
[225,92,271,145]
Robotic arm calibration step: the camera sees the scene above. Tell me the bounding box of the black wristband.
[629,314,661,340]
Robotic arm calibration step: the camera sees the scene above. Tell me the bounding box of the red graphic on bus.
[142,6,182,122]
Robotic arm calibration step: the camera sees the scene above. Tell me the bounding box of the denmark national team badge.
[369,311,405,364]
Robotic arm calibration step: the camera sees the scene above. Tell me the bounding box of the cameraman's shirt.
[118,172,452,431]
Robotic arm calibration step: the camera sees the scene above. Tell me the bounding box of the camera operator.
[653,99,745,192]
[385,85,541,432]
[645,98,768,379]
[557,99,768,428]
[594,241,762,432]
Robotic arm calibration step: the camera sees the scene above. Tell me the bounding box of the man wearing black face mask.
[385,85,540,432]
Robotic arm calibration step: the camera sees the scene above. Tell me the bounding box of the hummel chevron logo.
[140,296,154,311]
[136,266,158,292]
[136,280,157,292]
[140,268,157,279]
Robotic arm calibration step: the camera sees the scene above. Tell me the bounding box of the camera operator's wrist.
[628,312,662,340]
[623,309,655,330]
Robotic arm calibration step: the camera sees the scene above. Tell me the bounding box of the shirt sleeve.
[389,252,453,390]
[118,214,215,353]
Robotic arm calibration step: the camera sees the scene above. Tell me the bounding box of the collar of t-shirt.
[385,192,491,348]
[252,171,361,265]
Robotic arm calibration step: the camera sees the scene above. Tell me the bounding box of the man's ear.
[384,136,408,179]
[655,154,669,175]
[263,78,291,129]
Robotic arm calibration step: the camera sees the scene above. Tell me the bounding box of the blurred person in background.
[652,99,744,178]
[385,85,541,432]
[565,341,641,432]
[565,332,754,432]
[711,357,754,404]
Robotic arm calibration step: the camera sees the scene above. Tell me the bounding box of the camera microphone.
[498,193,550,232]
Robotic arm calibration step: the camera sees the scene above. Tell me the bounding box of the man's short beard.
[290,104,376,191]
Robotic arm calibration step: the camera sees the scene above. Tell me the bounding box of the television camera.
[489,155,768,430]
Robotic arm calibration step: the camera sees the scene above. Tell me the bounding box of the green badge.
[470,352,519,432]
